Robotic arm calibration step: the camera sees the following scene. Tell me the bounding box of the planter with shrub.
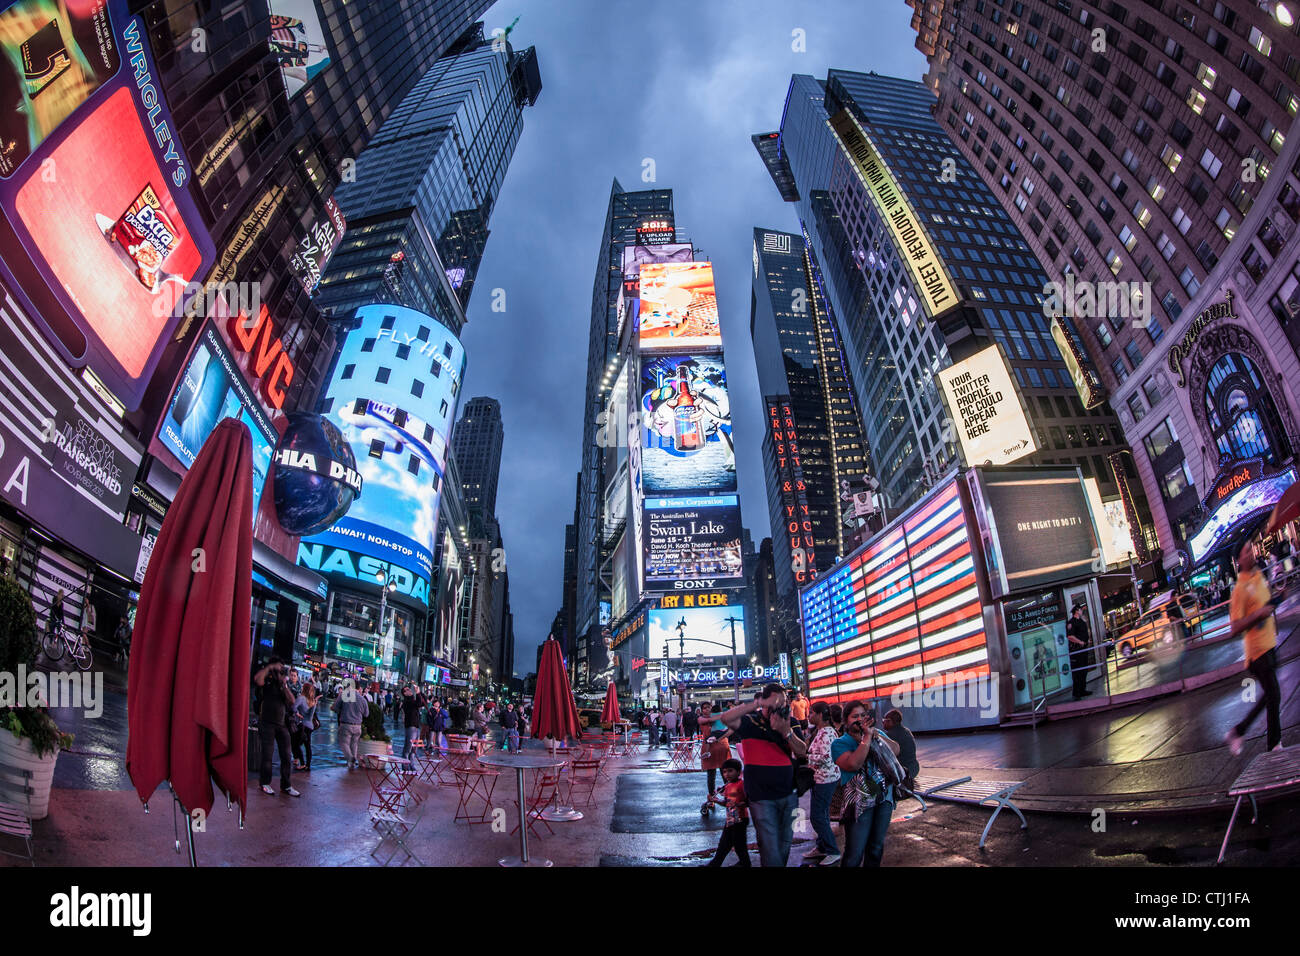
[0,577,72,819]
[359,701,391,757]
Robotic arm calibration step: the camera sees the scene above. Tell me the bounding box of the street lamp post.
[674,615,744,705]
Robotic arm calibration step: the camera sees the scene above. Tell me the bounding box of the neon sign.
[228,306,294,409]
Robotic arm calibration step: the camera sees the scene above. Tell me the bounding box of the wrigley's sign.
[1167,292,1236,387]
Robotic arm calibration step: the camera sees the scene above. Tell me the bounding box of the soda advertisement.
[0,0,216,411]
[638,261,721,350]
[643,495,744,588]
[640,353,734,494]
[269,0,333,99]
[157,322,277,521]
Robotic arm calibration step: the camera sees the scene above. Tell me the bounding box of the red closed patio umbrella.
[601,681,621,727]
[1267,477,1300,534]
[126,419,255,830]
[531,636,582,744]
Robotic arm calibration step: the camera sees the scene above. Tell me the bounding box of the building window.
[1096,323,1113,348]
[341,364,355,380]
[1110,356,1129,385]
[375,367,391,384]
[1142,376,1165,406]
[1127,393,1147,423]
[1205,352,1288,464]
[1161,462,1194,501]
[1124,339,1144,370]
[1200,147,1224,178]
[1144,417,1177,460]
[361,338,376,353]
[411,379,424,398]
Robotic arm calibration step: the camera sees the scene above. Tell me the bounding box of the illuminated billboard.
[1050,316,1106,410]
[288,195,346,294]
[649,603,747,659]
[800,480,993,724]
[1083,476,1136,568]
[643,495,744,590]
[0,2,217,410]
[269,0,333,99]
[1189,466,1296,565]
[621,242,693,298]
[640,353,734,494]
[638,262,722,351]
[979,469,1100,595]
[937,344,1036,467]
[828,108,958,319]
[302,304,465,587]
[157,322,277,521]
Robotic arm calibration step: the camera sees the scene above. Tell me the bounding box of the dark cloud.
[460,0,927,675]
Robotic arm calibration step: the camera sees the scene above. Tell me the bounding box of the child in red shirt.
[705,758,751,866]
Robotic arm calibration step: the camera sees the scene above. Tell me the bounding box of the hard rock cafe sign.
[1167,292,1237,388]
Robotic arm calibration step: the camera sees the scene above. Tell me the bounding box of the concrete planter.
[0,725,59,820]
[358,738,390,758]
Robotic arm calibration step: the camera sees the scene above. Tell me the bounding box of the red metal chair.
[566,758,602,809]
[513,770,560,840]
[452,766,500,826]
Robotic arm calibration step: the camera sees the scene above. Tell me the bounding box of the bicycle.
[41,621,94,672]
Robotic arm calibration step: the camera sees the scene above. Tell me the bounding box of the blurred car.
[1113,591,1200,658]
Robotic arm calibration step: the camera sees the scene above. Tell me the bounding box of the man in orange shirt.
[1226,543,1283,755]
[789,690,810,736]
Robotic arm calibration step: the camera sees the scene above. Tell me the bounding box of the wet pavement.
[12,605,1300,865]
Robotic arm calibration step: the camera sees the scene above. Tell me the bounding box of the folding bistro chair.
[362,754,415,818]
[566,758,602,810]
[452,765,499,825]
[513,770,561,840]
[0,769,35,866]
[369,805,423,866]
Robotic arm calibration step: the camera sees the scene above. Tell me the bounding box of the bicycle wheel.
[72,639,93,672]
[42,629,65,661]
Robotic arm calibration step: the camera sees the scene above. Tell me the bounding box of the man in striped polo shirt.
[714,684,807,866]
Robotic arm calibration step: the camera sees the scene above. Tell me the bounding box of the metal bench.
[913,775,1028,849]
[1217,747,1300,864]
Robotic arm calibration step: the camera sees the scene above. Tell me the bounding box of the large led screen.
[303,304,465,587]
[0,1,215,410]
[269,0,332,99]
[936,344,1036,467]
[1189,467,1295,564]
[800,480,991,718]
[621,242,693,298]
[649,604,747,659]
[640,353,734,494]
[638,261,721,350]
[980,469,1099,594]
[643,495,744,589]
[158,323,276,520]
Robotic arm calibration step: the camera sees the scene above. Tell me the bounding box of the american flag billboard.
[800,480,991,715]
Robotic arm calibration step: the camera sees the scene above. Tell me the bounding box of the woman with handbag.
[803,701,843,865]
[293,684,320,772]
[831,701,902,867]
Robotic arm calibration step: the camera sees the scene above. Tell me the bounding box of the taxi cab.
[1113,591,1200,659]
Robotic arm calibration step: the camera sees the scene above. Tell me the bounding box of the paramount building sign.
[828,109,958,319]
[1167,292,1237,387]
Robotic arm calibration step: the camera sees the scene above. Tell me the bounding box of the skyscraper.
[759,70,1146,543]
[453,397,506,519]
[317,23,542,330]
[911,0,1300,566]
[750,226,871,652]
[575,182,675,641]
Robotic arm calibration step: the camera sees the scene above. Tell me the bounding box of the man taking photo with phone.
[710,684,806,866]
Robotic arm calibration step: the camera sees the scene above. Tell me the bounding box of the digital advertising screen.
[800,480,993,726]
[0,0,216,410]
[157,322,277,520]
[303,304,465,587]
[621,242,693,298]
[638,261,721,351]
[1083,476,1137,568]
[649,603,747,659]
[1189,467,1296,564]
[269,0,333,99]
[643,495,744,589]
[979,469,1100,594]
[640,353,735,494]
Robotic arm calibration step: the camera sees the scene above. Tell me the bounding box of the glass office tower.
[317,23,542,330]
[761,70,1147,541]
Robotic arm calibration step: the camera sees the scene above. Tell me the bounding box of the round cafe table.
[476,752,566,867]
